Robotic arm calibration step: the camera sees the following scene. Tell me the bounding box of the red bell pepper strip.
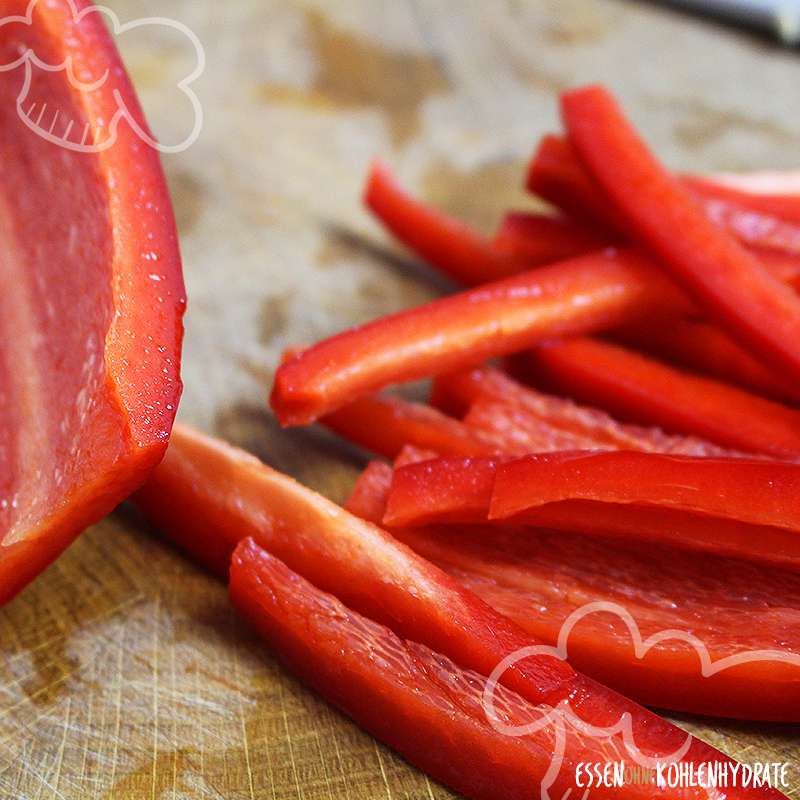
[321,393,510,459]
[493,211,610,264]
[492,450,800,529]
[528,133,800,258]
[132,424,574,701]
[529,337,800,458]
[562,85,800,381]
[617,317,800,405]
[137,430,794,786]
[385,454,800,569]
[348,463,800,721]
[364,160,533,285]
[230,539,571,800]
[270,248,690,426]
[0,0,185,605]
[432,366,735,456]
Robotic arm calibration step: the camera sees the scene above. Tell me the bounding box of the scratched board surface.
[1,0,799,797]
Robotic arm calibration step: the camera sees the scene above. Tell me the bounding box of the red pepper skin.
[230,539,573,800]
[562,86,800,382]
[132,424,575,703]
[493,211,610,264]
[364,160,531,285]
[528,134,800,257]
[271,249,688,426]
[0,0,185,605]
[432,366,735,456]
[617,318,800,405]
[349,464,800,722]
[530,337,800,458]
[321,393,509,458]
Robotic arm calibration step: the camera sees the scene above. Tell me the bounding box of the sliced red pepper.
[528,133,800,258]
[321,392,509,458]
[493,211,610,264]
[132,424,574,701]
[348,463,800,721]
[385,454,800,569]
[364,160,532,285]
[529,337,800,458]
[432,366,735,456]
[271,249,689,426]
[0,0,185,604]
[493,450,800,528]
[618,317,800,405]
[138,430,790,786]
[230,538,569,800]
[562,85,800,381]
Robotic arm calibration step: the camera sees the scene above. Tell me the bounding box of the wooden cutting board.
[1,1,798,796]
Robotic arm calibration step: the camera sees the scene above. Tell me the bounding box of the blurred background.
[1,2,798,798]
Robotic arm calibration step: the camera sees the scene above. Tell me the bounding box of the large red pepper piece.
[364,160,532,285]
[528,134,800,258]
[530,337,800,458]
[562,85,800,381]
[270,249,688,425]
[133,424,574,701]
[0,0,185,605]
[348,464,800,722]
[433,366,735,456]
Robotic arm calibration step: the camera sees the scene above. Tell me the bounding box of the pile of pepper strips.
[135,85,800,799]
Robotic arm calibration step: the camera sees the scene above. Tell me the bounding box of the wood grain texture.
[1,0,799,796]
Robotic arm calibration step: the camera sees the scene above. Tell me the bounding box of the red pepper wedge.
[321,392,510,458]
[230,539,570,800]
[270,248,689,426]
[617,317,800,405]
[528,133,800,257]
[433,366,736,456]
[0,0,185,605]
[364,160,532,285]
[348,464,800,722]
[529,337,800,458]
[562,85,800,381]
[493,211,610,264]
